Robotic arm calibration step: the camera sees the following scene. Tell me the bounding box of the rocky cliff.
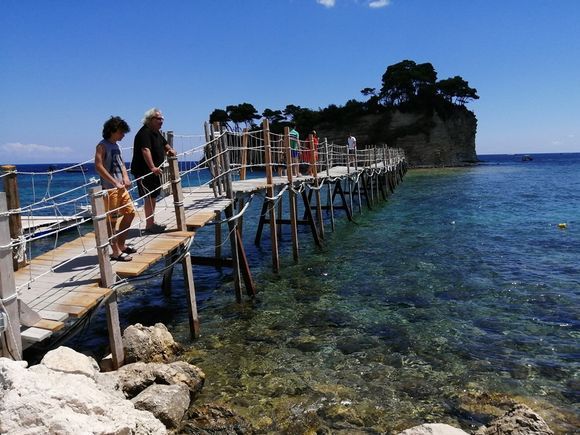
[319,108,477,167]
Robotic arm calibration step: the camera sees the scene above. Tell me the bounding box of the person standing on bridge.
[289,124,301,177]
[94,116,136,262]
[347,133,357,167]
[131,108,176,234]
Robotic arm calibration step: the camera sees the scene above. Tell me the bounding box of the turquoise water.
[9,155,580,433]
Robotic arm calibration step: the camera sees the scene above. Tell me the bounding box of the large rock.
[0,357,166,435]
[116,361,205,400]
[398,423,469,434]
[320,108,477,167]
[475,404,554,435]
[132,383,190,429]
[39,345,100,378]
[123,323,183,364]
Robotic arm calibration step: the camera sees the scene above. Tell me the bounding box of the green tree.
[436,76,479,105]
[379,60,437,106]
[262,108,285,125]
[226,103,260,130]
[209,109,230,128]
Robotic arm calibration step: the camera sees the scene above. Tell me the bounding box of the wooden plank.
[186,213,215,229]
[44,304,88,318]
[55,291,103,308]
[21,327,52,343]
[32,319,64,332]
[38,310,69,321]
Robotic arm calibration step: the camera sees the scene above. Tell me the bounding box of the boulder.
[398,423,469,435]
[123,323,182,364]
[475,404,554,435]
[116,361,205,400]
[132,383,190,429]
[0,357,166,434]
[39,346,100,378]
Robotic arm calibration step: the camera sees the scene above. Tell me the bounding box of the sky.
[1,0,579,164]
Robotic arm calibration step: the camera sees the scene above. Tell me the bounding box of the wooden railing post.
[285,126,299,261]
[168,155,186,231]
[262,119,280,272]
[310,134,324,239]
[221,130,242,301]
[324,139,335,231]
[0,192,22,360]
[90,186,124,369]
[240,128,249,180]
[1,165,25,270]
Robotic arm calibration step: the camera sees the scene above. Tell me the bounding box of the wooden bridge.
[0,121,406,368]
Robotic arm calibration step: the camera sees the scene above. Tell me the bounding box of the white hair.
[142,107,162,125]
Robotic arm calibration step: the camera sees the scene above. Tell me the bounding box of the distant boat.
[521,155,533,162]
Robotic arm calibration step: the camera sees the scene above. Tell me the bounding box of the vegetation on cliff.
[209,60,479,164]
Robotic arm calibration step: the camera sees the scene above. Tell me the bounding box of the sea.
[4,153,579,433]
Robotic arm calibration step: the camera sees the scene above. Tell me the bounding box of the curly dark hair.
[102,116,130,140]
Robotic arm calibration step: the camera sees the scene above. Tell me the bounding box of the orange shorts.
[105,188,135,222]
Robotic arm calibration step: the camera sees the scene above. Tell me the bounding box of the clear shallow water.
[9,155,580,433]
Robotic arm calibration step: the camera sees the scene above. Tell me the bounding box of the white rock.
[132,383,190,428]
[39,346,100,378]
[0,357,166,434]
[398,423,469,435]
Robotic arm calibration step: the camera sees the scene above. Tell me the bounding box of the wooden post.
[168,153,200,336]
[240,128,249,180]
[168,155,186,231]
[204,122,219,197]
[262,119,280,272]
[310,134,324,239]
[382,146,389,198]
[214,210,222,260]
[1,165,25,270]
[221,130,243,301]
[324,139,335,231]
[0,192,22,360]
[355,148,362,215]
[285,127,299,261]
[90,186,124,369]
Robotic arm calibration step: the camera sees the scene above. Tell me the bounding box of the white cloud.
[1,142,73,160]
[317,0,336,7]
[368,0,391,8]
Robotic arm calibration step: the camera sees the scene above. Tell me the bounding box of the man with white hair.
[131,108,176,234]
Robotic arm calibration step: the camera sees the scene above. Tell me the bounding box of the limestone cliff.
[319,108,477,167]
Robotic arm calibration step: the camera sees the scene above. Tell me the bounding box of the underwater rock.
[179,403,253,434]
[397,423,469,434]
[336,336,380,354]
[475,404,554,435]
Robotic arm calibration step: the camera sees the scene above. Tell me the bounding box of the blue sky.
[1,0,579,164]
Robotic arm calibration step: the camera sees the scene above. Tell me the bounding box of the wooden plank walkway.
[15,186,232,345]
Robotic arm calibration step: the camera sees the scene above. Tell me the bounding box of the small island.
[210,59,479,167]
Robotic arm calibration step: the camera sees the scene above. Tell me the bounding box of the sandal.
[122,245,137,254]
[110,252,132,262]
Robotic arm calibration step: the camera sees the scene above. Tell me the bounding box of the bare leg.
[116,212,135,251]
[144,196,156,228]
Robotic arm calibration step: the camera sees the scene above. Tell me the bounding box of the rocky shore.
[0,323,556,434]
